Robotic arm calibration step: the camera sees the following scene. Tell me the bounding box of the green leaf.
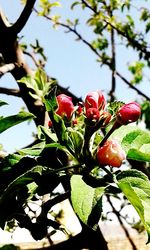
[1,154,23,167]
[71,175,105,229]
[41,142,68,151]
[0,244,20,250]
[44,86,58,112]
[67,128,84,157]
[92,38,108,51]
[71,1,80,9]
[0,100,8,107]
[111,125,150,162]
[17,142,45,156]
[146,22,150,33]
[19,69,55,102]
[52,113,69,144]
[111,124,137,142]
[0,111,35,134]
[116,169,150,243]
[0,156,37,196]
[0,166,40,229]
[122,129,150,162]
[141,101,150,129]
[128,61,145,84]
[107,101,124,116]
[44,90,69,147]
[38,125,57,142]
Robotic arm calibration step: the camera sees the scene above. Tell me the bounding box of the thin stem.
[48,164,82,174]
[38,191,70,217]
[105,20,150,59]
[33,8,101,58]
[82,0,150,59]
[24,51,41,68]
[115,70,150,101]
[100,165,114,179]
[99,121,121,147]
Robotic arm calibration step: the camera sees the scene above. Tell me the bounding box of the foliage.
[1,0,150,248]
[0,82,150,243]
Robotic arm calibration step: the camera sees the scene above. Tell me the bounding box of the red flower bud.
[84,91,106,111]
[56,94,74,120]
[86,108,100,122]
[77,104,83,115]
[48,120,53,128]
[116,102,141,125]
[72,119,78,126]
[97,140,126,167]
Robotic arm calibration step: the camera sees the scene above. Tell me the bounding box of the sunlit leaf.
[116,169,150,243]
[0,111,35,134]
[71,175,105,229]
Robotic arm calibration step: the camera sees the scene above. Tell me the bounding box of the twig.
[38,191,70,218]
[24,51,40,68]
[107,195,137,250]
[105,20,150,59]
[33,8,101,58]
[115,70,150,101]
[37,9,150,101]
[79,1,150,101]
[82,0,150,59]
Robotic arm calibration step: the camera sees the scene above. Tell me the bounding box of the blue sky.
[0,0,149,152]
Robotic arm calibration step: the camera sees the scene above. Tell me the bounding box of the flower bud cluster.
[47,90,141,169]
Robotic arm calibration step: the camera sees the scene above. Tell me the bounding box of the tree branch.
[0,87,20,97]
[10,0,36,34]
[115,70,150,101]
[0,8,9,30]
[81,0,150,59]
[109,14,116,102]
[25,224,108,250]
[37,191,70,221]
[33,8,101,58]
[39,10,150,101]
[105,20,150,59]
[0,63,16,77]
